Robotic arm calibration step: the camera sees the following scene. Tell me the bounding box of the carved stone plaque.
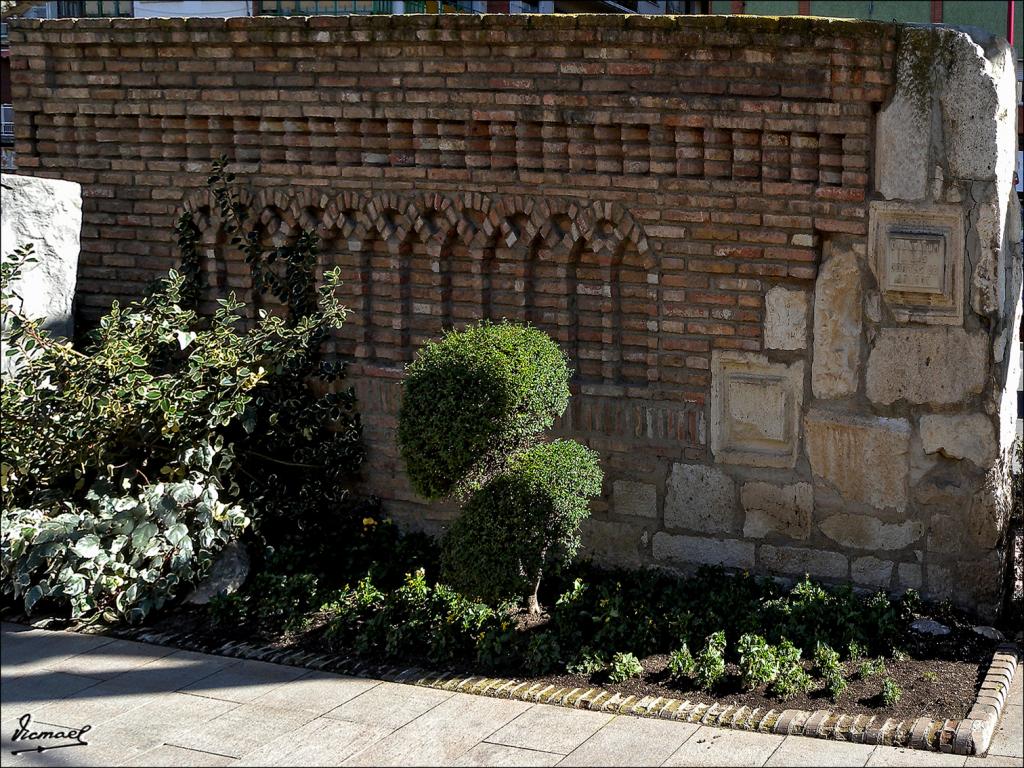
[711,351,804,468]
[868,201,964,325]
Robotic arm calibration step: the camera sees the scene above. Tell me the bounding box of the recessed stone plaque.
[868,201,964,325]
[710,351,804,468]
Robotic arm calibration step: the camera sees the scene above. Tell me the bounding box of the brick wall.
[8,14,917,584]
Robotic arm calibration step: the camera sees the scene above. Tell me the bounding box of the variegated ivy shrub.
[1,239,349,624]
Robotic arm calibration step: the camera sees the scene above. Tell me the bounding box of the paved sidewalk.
[1,623,1021,767]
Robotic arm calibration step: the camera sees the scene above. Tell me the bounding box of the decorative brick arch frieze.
[178,190,651,376]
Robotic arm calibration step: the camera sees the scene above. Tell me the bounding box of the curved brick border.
[65,625,1015,755]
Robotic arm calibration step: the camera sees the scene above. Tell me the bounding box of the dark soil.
[103,604,994,723]
[528,654,981,722]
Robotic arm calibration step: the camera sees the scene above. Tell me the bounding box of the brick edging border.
[65,625,1016,755]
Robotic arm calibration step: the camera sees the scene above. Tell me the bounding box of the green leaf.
[72,534,102,559]
[24,585,45,612]
[167,523,189,546]
[131,522,158,551]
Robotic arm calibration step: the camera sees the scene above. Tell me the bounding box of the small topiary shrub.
[441,440,602,613]
[608,651,644,683]
[398,321,570,501]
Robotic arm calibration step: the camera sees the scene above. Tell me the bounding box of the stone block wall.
[7,13,1021,616]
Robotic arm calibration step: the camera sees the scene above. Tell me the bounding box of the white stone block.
[710,351,804,469]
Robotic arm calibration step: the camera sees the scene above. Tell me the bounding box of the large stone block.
[764,285,808,350]
[919,413,996,466]
[897,561,923,591]
[865,328,988,405]
[0,175,82,347]
[759,545,848,580]
[940,31,1017,184]
[582,519,644,568]
[664,463,736,534]
[851,556,895,589]
[811,244,862,399]
[804,409,911,510]
[967,472,1011,549]
[867,201,964,326]
[651,532,755,571]
[740,482,813,541]
[820,513,924,551]
[710,351,804,469]
[612,480,657,519]
[874,87,929,201]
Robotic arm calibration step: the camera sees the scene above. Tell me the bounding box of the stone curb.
[43,623,1012,756]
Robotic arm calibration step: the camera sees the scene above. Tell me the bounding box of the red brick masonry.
[7,13,897,534]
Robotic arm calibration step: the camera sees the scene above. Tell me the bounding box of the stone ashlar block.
[919,413,997,467]
[612,480,658,519]
[804,409,911,511]
[758,545,848,580]
[740,482,813,541]
[811,243,862,399]
[865,327,987,406]
[710,351,804,469]
[867,200,964,326]
[664,463,736,534]
[764,285,808,351]
[820,513,924,551]
[651,532,755,571]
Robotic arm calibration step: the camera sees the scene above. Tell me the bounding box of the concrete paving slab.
[455,742,564,767]
[341,692,531,767]
[765,735,875,767]
[239,716,394,766]
[1,627,115,676]
[178,658,306,703]
[247,670,380,716]
[122,744,238,767]
[1,713,141,768]
[867,746,967,766]
[324,681,453,730]
[485,702,613,755]
[1009,667,1022,704]
[987,704,1023,759]
[95,690,239,756]
[662,726,785,767]
[2,671,102,708]
[165,702,315,758]
[965,755,1024,767]
[31,678,157,727]
[556,715,698,767]
[101,649,240,695]
[43,639,174,681]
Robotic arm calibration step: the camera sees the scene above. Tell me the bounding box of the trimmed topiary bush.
[398,321,570,501]
[440,439,602,613]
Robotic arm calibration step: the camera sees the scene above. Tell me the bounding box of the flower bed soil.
[124,603,994,723]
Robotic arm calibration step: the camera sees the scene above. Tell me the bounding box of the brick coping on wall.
[13,618,1016,756]
[6,12,894,35]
